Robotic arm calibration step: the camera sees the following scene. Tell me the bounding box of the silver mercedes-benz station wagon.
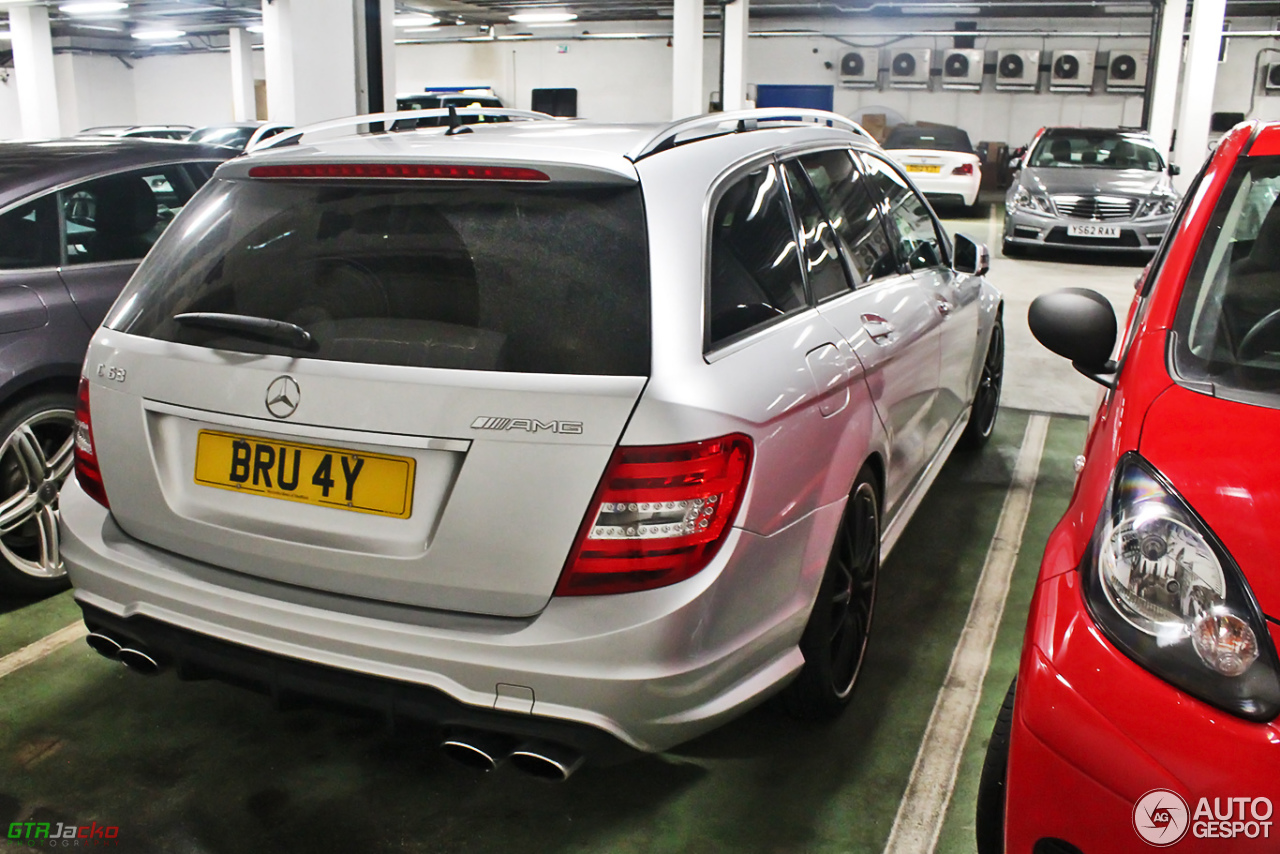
[61,108,1003,778]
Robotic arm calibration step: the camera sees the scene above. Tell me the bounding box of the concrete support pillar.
[1148,0,1187,163]
[9,6,61,139]
[1172,0,1225,190]
[229,27,256,122]
[353,0,396,114]
[672,0,705,120]
[721,0,749,111]
[261,0,359,126]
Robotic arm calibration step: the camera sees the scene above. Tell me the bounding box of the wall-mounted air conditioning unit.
[994,49,1040,91]
[1266,63,1280,93]
[940,49,984,91]
[888,48,932,89]
[839,48,880,89]
[1106,50,1147,93]
[1050,49,1096,92]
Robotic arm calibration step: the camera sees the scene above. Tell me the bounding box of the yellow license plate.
[905,164,941,173]
[194,430,415,518]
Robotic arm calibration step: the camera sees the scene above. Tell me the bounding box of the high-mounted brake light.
[555,434,752,596]
[74,377,109,509]
[247,163,551,181]
[952,163,975,176]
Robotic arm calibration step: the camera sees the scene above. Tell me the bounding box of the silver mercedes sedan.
[60,108,1003,777]
[1003,127,1180,255]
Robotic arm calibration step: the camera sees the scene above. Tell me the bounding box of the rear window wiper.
[173,312,316,351]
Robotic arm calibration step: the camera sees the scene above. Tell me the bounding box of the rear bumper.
[908,172,980,207]
[1006,568,1280,853]
[61,478,840,754]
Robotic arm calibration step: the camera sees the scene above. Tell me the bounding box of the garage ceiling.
[1,0,1278,52]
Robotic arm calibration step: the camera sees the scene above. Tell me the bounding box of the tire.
[782,468,879,720]
[961,316,1004,450]
[975,677,1016,854]
[0,391,77,597]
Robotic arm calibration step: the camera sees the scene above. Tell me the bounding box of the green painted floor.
[0,410,1087,854]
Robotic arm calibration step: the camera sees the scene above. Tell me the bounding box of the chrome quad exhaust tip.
[509,741,584,782]
[440,730,516,772]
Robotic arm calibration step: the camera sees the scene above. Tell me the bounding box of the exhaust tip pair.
[85,631,163,675]
[441,731,584,781]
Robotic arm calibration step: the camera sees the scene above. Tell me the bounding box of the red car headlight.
[1084,453,1280,721]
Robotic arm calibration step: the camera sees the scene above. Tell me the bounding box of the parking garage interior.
[1,1,1277,852]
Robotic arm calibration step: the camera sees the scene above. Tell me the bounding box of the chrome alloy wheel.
[0,407,76,580]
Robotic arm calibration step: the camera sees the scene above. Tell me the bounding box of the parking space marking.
[987,199,1000,249]
[0,621,87,681]
[882,413,1050,854]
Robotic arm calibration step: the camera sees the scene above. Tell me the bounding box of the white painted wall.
[133,52,236,126]
[55,53,136,133]
[7,13,1280,144]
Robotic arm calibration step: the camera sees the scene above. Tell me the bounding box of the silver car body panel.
[63,118,1002,750]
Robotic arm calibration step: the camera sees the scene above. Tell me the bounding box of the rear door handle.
[861,313,896,343]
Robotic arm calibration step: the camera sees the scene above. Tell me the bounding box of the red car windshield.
[1172,156,1280,405]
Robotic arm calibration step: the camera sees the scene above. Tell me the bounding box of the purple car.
[0,138,233,595]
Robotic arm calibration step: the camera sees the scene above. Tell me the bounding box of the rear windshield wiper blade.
[173,312,316,351]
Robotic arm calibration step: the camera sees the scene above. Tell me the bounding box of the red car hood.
[1141,383,1280,620]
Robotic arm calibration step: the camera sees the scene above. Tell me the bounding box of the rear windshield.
[1172,156,1280,406]
[883,126,973,153]
[107,177,651,376]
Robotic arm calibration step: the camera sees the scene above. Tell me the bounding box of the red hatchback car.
[977,120,1280,854]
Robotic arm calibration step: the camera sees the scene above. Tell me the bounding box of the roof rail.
[250,108,558,152]
[626,109,874,162]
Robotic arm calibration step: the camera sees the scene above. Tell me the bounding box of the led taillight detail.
[555,434,753,596]
[247,163,551,181]
[952,163,975,176]
[74,377,109,508]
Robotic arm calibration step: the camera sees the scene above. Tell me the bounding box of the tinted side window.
[62,166,196,266]
[782,160,851,302]
[860,153,947,271]
[0,196,58,269]
[708,163,807,348]
[795,150,897,287]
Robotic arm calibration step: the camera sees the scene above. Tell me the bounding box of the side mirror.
[952,233,990,276]
[1169,163,1182,177]
[1009,155,1022,172]
[1028,288,1119,388]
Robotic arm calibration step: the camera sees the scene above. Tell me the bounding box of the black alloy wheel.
[782,470,880,720]
[962,317,1004,449]
[0,392,77,596]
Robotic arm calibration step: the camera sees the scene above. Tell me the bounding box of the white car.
[883,125,983,210]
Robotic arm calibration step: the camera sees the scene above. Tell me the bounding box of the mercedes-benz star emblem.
[265,376,300,419]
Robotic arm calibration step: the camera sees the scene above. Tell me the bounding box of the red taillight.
[555,434,753,596]
[246,163,551,181]
[74,377,109,508]
[952,163,975,176]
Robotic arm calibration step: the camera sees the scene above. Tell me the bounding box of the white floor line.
[986,200,1000,251]
[0,621,88,681]
[882,413,1050,854]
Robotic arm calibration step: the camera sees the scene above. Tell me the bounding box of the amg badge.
[471,416,583,435]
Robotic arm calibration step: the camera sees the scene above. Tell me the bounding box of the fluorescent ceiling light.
[509,11,577,23]
[523,21,577,28]
[403,26,439,33]
[59,2,128,15]
[245,24,264,33]
[132,29,186,40]
[0,30,10,40]
[71,23,125,31]
[898,3,981,12]
[395,14,440,27]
